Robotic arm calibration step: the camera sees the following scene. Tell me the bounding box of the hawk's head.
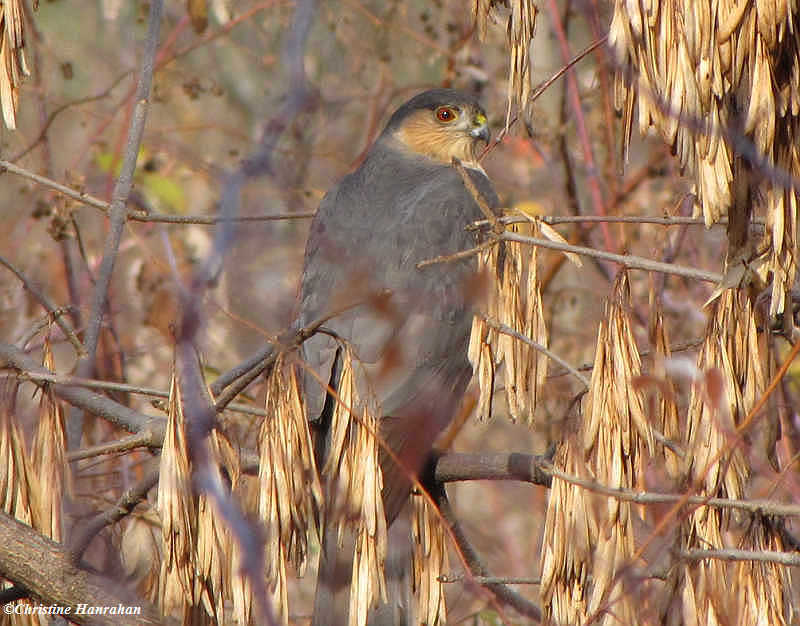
[382,88,491,166]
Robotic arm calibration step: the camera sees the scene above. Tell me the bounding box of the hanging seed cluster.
[258,356,322,625]
[649,308,682,481]
[411,493,448,626]
[157,373,245,624]
[609,1,800,317]
[0,0,28,129]
[473,0,537,121]
[30,341,70,542]
[671,289,792,624]
[469,222,548,423]
[540,437,595,624]
[732,518,792,625]
[0,382,36,532]
[320,348,387,626]
[259,345,387,626]
[1,340,70,544]
[541,272,654,625]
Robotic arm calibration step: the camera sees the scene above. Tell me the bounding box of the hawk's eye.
[435,106,457,122]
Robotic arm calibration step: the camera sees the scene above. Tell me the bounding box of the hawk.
[298,88,498,624]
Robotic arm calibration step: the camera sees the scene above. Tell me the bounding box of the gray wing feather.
[298,144,497,426]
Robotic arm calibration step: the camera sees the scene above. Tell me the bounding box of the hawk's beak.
[470,113,490,144]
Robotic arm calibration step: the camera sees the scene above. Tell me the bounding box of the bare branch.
[453,158,500,231]
[0,254,84,355]
[416,238,496,269]
[483,316,590,388]
[470,213,764,229]
[0,159,313,225]
[68,457,160,560]
[68,0,164,451]
[66,432,155,462]
[0,342,163,437]
[440,574,541,585]
[679,549,800,567]
[10,70,133,162]
[126,211,315,224]
[0,159,110,211]
[433,452,552,487]
[502,232,723,283]
[17,369,265,418]
[487,35,608,151]
[432,483,542,621]
[0,511,170,625]
[545,462,800,518]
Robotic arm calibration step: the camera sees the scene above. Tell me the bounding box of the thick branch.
[0,511,169,625]
[433,452,552,487]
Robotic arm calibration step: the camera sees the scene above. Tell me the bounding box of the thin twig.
[416,238,496,269]
[432,483,542,621]
[545,0,611,250]
[126,211,315,224]
[420,232,721,282]
[68,458,160,561]
[0,159,312,224]
[10,72,134,162]
[0,342,162,437]
[470,214,763,229]
[487,35,608,152]
[66,432,157,462]
[679,548,800,567]
[452,158,500,231]
[544,461,800,518]
[0,255,84,355]
[209,345,276,397]
[502,232,723,283]
[0,159,110,211]
[212,299,368,411]
[483,316,590,388]
[16,369,265,417]
[213,351,276,412]
[67,0,164,451]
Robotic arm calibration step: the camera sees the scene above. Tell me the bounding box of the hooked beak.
[470,112,490,144]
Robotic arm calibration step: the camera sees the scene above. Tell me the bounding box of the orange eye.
[435,106,457,122]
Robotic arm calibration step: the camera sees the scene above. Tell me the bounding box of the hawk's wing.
[298,143,498,441]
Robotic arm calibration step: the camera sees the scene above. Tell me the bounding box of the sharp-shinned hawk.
[298,88,498,625]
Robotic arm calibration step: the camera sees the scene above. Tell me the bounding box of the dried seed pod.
[0,0,30,129]
[610,0,800,318]
[157,373,197,618]
[259,356,323,625]
[30,340,69,541]
[541,272,653,626]
[469,221,548,424]
[411,493,447,626]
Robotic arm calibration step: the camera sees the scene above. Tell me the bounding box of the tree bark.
[0,511,169,626]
